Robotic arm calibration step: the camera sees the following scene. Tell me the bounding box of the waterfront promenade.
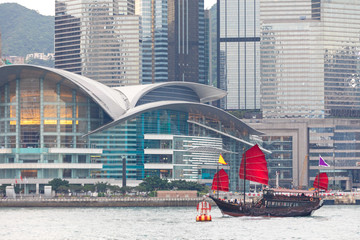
[0,192,360,207]
[0,197,203,207]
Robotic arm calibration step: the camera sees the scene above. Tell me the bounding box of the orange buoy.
[196,214,212,222]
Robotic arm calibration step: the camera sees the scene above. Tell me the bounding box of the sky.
[0,0,217,16]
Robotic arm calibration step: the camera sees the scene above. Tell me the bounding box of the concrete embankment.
[0,197,204,207]
[1,195,359,207]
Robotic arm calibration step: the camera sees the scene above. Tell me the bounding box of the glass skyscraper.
[218,0,261,110]
[136,0,205,84]
[261,0,360,119]
[55,0,141,87]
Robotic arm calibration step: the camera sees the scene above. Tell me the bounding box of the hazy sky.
[0,0,217,16]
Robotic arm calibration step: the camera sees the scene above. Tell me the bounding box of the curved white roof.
[0,65,260,139]
[113,81,227,108]
[0,65,127,119]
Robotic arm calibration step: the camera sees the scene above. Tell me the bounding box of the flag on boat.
[218,154,227,165]
[319,155,330,167]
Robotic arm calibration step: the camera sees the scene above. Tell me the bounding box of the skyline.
[0,0,217,16]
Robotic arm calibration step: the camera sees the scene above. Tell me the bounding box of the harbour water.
[0,205,359,240]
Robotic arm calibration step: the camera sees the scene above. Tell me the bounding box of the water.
[0,205,359,240]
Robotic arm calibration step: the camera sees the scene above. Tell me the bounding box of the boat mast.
[243,148,246,205]
[317,168,320,196]
[217,161,219,199]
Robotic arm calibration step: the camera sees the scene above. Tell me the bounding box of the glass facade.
[135,0,169,84]
[136,0,205,84]
[55,0,141,87]
[0,67,111,179]
[262,136,293,188]
[89,120,139,179]
[218,0,261,110]
[142,110,253,192]
[261,0,360,118]
[309,120,360,190]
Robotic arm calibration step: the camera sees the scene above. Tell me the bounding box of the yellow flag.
[218,154,227,165]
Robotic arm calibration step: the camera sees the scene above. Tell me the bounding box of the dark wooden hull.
[209,195,323,217]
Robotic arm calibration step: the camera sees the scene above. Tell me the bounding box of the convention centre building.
[0,65,262,194]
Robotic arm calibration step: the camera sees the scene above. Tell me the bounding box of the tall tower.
[260,0,360,119]
[136,0,205,84]
[0,30,2,59]
[55,0,141,87]
[218,0,261,111]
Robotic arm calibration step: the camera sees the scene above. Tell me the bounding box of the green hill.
[0,3,54,57]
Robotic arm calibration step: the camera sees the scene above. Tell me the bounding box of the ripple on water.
[0,205,359,240]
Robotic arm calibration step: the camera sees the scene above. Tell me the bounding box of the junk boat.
[209,144,327,217]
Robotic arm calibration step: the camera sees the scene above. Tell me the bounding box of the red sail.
[239,144,269,185]
[211,169,229,192]
[313,172,329,191]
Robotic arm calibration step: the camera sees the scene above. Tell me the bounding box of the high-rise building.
[218,0,261,110]
[206,4,217,88]
[55,0,141,87]
[135,0,168,83]
[136,0,205,84]
[260,0,360,119]
[0,30,2,59]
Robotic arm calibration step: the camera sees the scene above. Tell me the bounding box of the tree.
[48,178,69,192]
[138,176,169,192]
[95,182,109,193]
[169,180,208,192]
[83,184,95,193]
[57,185,69,194]
[69,185,83,195]
[119,186,132,196]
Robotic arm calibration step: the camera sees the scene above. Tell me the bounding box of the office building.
[260,0,360,119]
[247,118,360,190]
[136,0,205,84]
[55,0,141,87]
[218,0,261,110]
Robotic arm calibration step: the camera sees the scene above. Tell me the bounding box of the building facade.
[136,0,205,84]
[260,0,360,119]
[0,64,264,194]
[247,118,360,191]
[218,0,261,110]
[55,0,141,87]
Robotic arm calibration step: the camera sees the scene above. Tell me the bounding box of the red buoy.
[196,201,212,222]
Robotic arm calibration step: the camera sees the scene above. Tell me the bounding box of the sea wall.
[0,197,204,208]
[0,195,359,207]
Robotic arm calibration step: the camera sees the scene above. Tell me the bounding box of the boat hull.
[209,195,323,217]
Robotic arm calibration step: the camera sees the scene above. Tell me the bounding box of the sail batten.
[211,169,229,192]
[239,144,269,185]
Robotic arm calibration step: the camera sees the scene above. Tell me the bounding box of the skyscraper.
[261,0,360,119]
[55,0,141,87]
[135,0,168,84]
[136,0,205,84]
[218,0,261,111]
[0,30,2,58]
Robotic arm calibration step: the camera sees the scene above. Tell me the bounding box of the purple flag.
[319,155,330,167]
